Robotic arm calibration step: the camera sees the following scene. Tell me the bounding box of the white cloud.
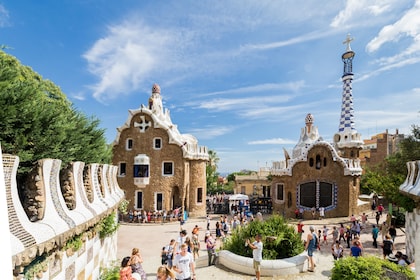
[186,126,233,140]
[0,5,10,27]
[330,0,398,28]
[83,20,185,102]
[248,138,295,145]
[240,30,334,52]
[199,82,305,97]
[366,1,420,53]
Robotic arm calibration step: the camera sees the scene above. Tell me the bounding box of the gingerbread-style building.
[271,35,363,218]
[112,84,209,217]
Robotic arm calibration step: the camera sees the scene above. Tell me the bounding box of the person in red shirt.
[297,221,304,239]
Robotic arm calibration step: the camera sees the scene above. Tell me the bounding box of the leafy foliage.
[0,50,111,180]
[63,234,84,251]
[206,150,220,194]
[222,215,304,259]
[361,125,419,211]
[99,211,119,239]
[331,255,415,280]
[99,260,120,280]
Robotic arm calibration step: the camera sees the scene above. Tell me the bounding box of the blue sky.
[1,1,420,174]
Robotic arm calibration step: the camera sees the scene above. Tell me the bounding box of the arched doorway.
[171,186,181,210]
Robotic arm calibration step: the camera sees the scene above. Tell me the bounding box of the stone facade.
[112,84,209,217]
[271,139,361,218]
[359,129,404,170]
[234,168,271,197]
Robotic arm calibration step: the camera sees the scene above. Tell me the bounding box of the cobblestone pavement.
[117,211,407,280]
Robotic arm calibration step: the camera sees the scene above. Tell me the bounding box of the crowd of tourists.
[117,204,416,279]
[300,208,416,273]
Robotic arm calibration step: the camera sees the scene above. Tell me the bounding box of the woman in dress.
[129,248,147,280]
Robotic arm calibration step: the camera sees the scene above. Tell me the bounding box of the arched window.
[316,155,321,169]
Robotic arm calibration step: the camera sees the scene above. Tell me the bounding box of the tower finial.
[343,33,353,52]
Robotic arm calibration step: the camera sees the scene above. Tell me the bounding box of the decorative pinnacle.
[343,33,354,52]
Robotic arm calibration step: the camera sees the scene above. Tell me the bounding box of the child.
[318,230,322,247]
[322,225,329,245]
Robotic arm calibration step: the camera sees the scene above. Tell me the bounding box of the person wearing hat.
[387,253,398,264]
[305,226,317,272]
[345,225,352,248]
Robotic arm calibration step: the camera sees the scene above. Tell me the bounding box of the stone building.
[359,129,404,170]
[270,35,363,219]
[112,84,209,217]
[234,168,271,197]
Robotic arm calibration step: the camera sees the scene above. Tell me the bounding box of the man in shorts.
[246,234,263,280]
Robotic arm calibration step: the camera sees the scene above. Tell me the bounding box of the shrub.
[331,255,415,280]
[222,215,304,259]
[99,211,119,239]
[99,260,120,280]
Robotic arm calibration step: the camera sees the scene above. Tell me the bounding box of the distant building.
[270,35,364,218]
[234,168,271,198]
[112,84,209,217]
[359,129,404,170]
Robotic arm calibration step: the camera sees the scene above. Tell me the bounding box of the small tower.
[148,83,163,115]
[333,34,363,158]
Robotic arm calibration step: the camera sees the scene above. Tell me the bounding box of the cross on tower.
[343,33,354,52]
[134,116,151,133]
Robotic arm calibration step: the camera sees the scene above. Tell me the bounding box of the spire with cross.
[343,33,353,52]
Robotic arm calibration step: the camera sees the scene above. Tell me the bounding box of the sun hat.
[387,254,398,262]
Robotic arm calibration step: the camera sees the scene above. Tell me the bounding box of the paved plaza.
[117,211,407,280]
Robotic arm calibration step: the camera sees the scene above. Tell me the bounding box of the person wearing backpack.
[305,226,317,272]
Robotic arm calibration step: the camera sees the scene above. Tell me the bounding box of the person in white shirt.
[173,243,196,280]
[246,234,263,280]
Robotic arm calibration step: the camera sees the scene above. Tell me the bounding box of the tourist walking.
[382,234,394,259]
[205,232,216,266]
[246,234,263,280]
[305,226,317,272]
[192,234,200,260]
[173,243,196,280]
[372,224,379,248]
[162,239,175,268]
[338,223,346,243]
[388,224,397,242]
[297,221,304,240]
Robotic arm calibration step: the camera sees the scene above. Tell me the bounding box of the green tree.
[0,50,111,181]
[206,149,220,194]
[361,125,418,211]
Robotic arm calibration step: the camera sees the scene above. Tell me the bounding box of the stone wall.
[2,146,124,280]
